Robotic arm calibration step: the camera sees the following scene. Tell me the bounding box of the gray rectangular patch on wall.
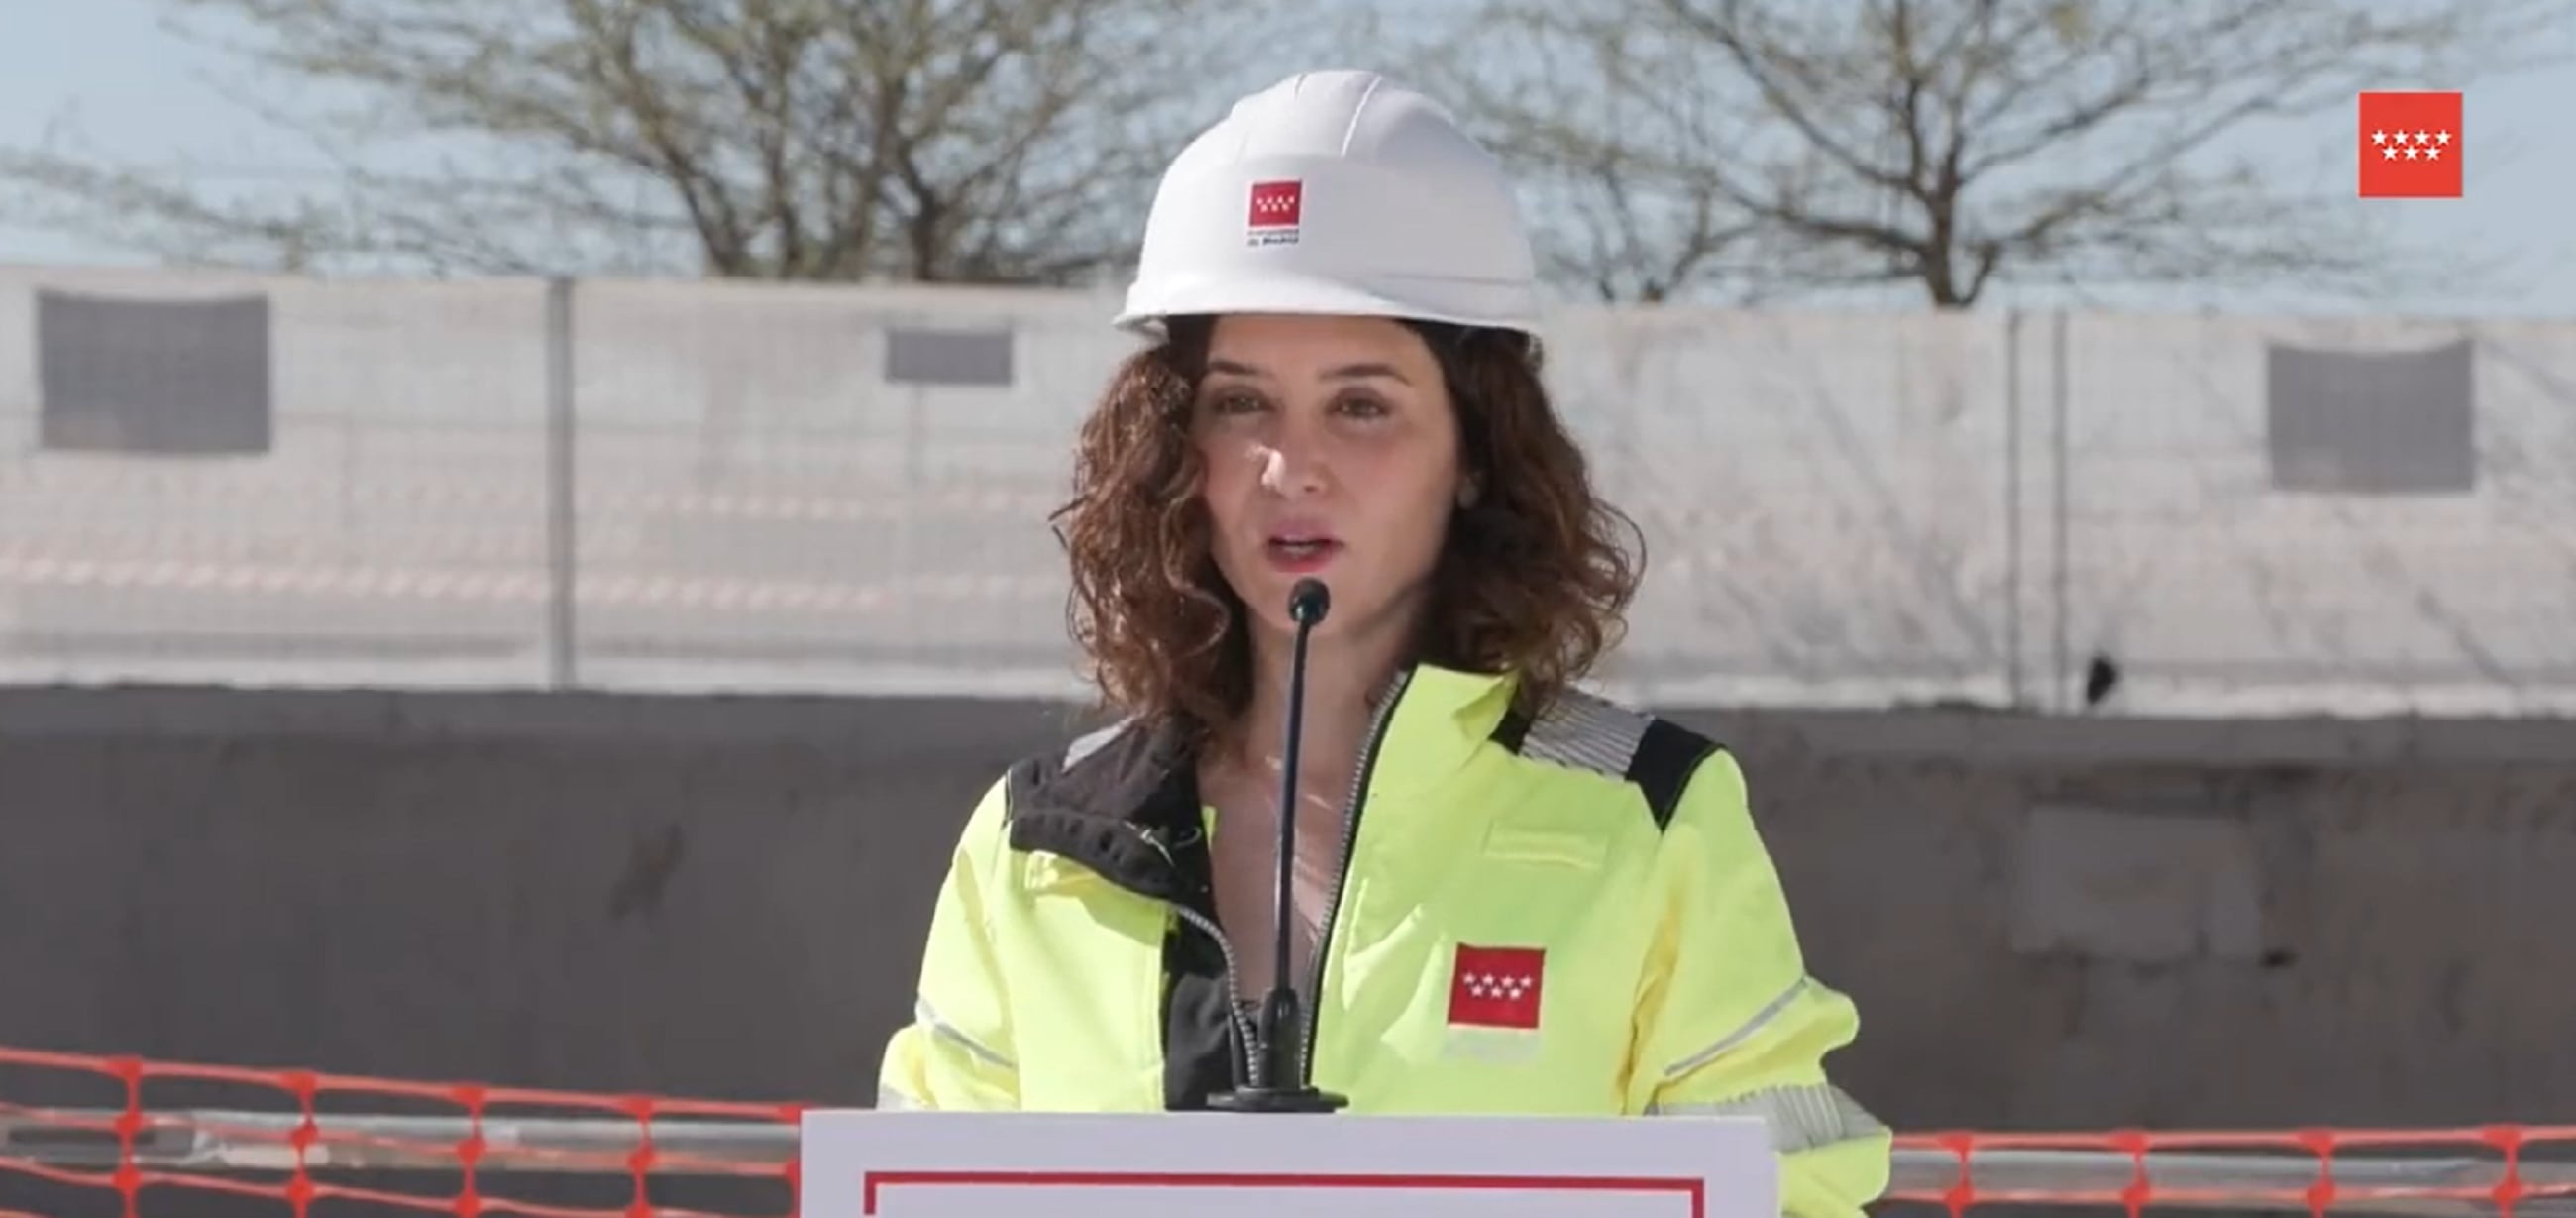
[2265,337,2474,494]
[882,324,1014,388]
[2008,804,2264,964]
[37,288,274,455]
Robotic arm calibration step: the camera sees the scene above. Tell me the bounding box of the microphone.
[1208,576,1350,1115]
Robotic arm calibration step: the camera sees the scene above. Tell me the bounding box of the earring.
[1457,479,1480,508]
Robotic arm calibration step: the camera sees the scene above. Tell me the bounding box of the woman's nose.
[1255,440,1329,497]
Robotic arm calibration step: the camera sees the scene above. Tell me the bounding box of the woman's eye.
[1195,391,1259,420]
[1336,394,1390,419]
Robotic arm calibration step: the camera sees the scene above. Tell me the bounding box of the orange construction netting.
[2,1044,2568,1218]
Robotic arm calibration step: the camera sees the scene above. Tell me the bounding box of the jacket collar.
[1003,661,1522,899]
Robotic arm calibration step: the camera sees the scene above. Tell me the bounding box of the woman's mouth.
[1264,533,1343,573]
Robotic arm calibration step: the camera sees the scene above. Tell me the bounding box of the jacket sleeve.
[1624,747,1890,1218]
[876,775,1021,1110]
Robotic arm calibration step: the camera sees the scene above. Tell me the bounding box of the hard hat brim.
[1113,268,1538,337]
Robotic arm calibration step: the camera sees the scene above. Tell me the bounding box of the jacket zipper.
[1146,664,1414,1095]
[1295,666,1412,1083]
[1135,821,1263,1088]
[1168,903,1262,1087]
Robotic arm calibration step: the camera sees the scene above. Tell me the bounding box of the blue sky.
[2,0,2570,319]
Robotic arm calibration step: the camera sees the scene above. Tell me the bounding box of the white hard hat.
[1113,70,1543,336]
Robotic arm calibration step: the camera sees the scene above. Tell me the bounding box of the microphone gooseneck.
[1207,577,1351,1115]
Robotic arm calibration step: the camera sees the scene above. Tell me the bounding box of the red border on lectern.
[861,1168,1706,1216]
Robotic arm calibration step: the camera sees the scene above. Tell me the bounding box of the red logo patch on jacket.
[1448,943,1545,1030]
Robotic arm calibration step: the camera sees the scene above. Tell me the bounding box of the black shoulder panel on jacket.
[1502,689,1723,831]
[1626,716,1722,832]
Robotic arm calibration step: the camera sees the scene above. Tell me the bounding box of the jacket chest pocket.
[1318,824,1643,1114]
[1007,854,1174,1108]
[1450,824,1641,1043]
[1482,824,1610,869]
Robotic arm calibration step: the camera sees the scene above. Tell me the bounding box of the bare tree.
[0,0,1322,283]
[1416,0,2570,308]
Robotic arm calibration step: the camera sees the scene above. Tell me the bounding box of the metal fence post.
[2004,308,2025,710]
[546,276,579,690]
[2049,309,2070,713]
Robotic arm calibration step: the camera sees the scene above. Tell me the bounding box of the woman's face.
[1191,312,1465,645]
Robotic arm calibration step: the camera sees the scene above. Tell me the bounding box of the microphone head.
[1287,578,1331,625]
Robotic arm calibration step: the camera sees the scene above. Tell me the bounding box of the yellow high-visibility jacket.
[878,662,1889,1218]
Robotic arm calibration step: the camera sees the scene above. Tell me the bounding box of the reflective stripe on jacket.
[878,662,1890,1218]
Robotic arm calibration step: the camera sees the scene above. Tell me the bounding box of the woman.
[877,69,1889,1218]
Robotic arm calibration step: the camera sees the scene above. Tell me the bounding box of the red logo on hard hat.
[1248,180,1302,229]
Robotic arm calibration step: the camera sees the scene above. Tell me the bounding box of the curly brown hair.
[1049,314,1644,746]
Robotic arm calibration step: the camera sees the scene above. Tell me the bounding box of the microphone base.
[1205,1085,1350,1115]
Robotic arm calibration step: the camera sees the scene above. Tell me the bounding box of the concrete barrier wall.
[5,685,2573,1134]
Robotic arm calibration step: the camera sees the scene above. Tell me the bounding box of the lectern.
[799,1108,1777,1218]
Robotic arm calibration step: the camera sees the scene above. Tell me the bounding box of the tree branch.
[0,0,1322,283]
[1427,0,2572,308]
